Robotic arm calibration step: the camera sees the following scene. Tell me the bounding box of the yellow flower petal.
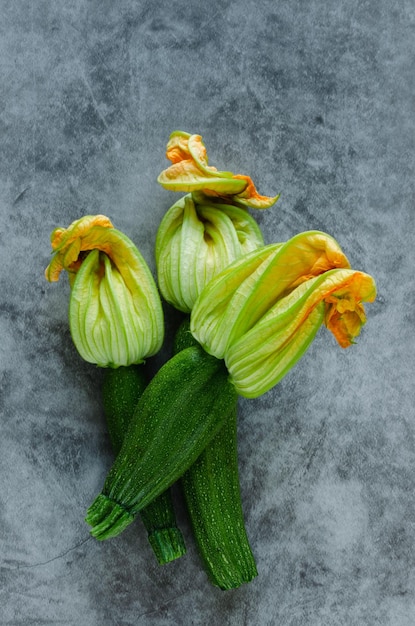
[45,215,114,282]
[165,130,192,163]
[226,303,325,398]
[45,215,164,366]
[231,174,280,209]
[158,131,279,207]
[157,159,247,194]
[324,272,376,347]
[225,268,376,397]
[191,230,350,359]
[187,134,234,178]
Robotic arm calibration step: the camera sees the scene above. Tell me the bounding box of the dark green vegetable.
[86,345,237,540]
[182,407,257,589]
[102,365,147,453]
[102,365,186,564]
[174,318,257,589]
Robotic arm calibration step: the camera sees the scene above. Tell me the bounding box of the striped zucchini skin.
[102,365,186,564]
[182,407,257,589]
[102,366,147,453]
[86,345,237,540]
[174,318,257,589]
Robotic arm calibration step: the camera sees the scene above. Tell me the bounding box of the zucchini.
[182,407,257,589]
[102,365,147,453]
[175,318,257,589]
[102,365,186,564]
[86,345,237,540]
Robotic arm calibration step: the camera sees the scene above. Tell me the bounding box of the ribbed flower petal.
[157,160,247,194]
[187,134,234,178]
[69,251,155,367]
[155,194,264,313]
[45,215,114,284]
[157,131,279,208]
[45,215,164,367]
[191,231,350,359]
[324,272,376,347]
[230,175,280,209]
[225,268,376,397]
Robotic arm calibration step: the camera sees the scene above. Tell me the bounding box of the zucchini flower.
[157,131,280,209]
[190,231,376,398]
[45,215,164,368]
[155,194,265,312]
[156,131,279,312]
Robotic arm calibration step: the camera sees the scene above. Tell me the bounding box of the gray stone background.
[1,1,414,624]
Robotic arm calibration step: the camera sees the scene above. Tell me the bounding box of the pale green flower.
[45,215,164,367]
[190,231,376,398]
[155,194,264,313]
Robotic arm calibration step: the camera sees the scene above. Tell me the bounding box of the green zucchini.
[86,345,237,540]
[182,407,257,589]
[102,365,147,453]
[174,318,257,589]
[102,365,186,564]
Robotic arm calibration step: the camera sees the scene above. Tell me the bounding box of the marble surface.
[1,1,414,624]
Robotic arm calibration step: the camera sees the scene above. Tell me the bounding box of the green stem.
[102,366,186,564]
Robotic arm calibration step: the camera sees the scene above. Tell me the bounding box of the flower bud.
[155,194,264,312]
[157,131,280,209]
[190,231,376,397]
[45,215,164,367]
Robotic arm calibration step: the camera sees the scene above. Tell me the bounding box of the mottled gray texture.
[1,1,414,624]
